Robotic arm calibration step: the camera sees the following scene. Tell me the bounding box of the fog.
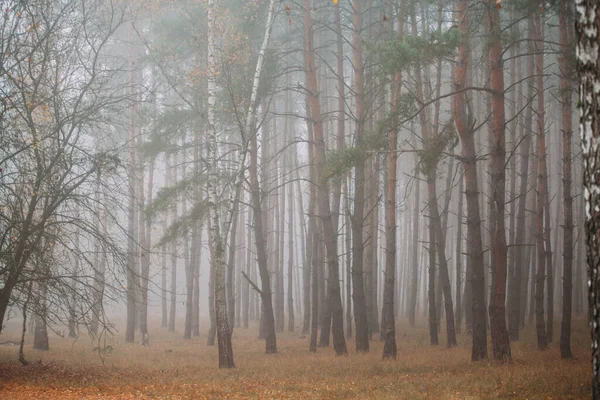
[0,0,593,398]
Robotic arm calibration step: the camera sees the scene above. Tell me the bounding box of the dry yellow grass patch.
[0,318,591,399]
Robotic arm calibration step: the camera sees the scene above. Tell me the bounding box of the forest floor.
[0,317,591,399]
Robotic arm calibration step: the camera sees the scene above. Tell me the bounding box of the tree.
[559,0,573,360]
[453,0,487,361]
[533,7,548,352]
[0,0,129,339]
[207,0,234,368]
[302,0,347,355]
[575,0,600,394]
[487,0,511,361]
[350,0,370,353]
[382,0,406,361]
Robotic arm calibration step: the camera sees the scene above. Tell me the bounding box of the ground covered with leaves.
[0,318,591,399]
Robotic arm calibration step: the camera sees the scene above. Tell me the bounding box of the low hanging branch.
[241,271,263,296]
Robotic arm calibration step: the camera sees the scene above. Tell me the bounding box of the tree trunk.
[512,14,534,340]
[249,110,277,354]
[140,154,153,343]
[303,0,347,355]
[193,224,202,336]
[454,0,486,360]
[33,281,49,351]
[409,147,421,328]
[381,0,405,360]
[344,176,353,338]
[576,0,600,392]
[242,209,252,329]
[183,139,194,341]
[287,160,295,332]
[168,151,178,333]
[91,173,107,338]
[533,9,548,351]
[455,173,464,333]
[207,0,234,368]
[559,1,573,360]
[350,0,369,353]
[192,138,202,337]
[487,0,511,361]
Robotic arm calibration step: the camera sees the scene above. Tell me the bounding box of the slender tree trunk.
[559,1,573,359]
[140,154,153,344]
[168,150,178,333]
[454,0,486,360]
[249,111,277,354]
[409,150,421,328]
[487,0,511,361]
[371,157,380,336]
[192,138,202,337]
[533,9,548,351]
[193,224,202,336]
[511,14,533,340]
[183,139,194,340]
[350,0,369,353]
[207,0,234,368]
[243,208,252,329]
[505,6,518,344]
[303,0,347,355]
[126,31,138,342]
[91,173,107,338]
[207,203,217,346]
[411,9,456,347]
[344,176,353,338]
[381,3,404,360]
[455,173,464,333]
[288,162,295,332]
[227,185,240,332]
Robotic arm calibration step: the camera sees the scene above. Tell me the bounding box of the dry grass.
[0,317,591,399]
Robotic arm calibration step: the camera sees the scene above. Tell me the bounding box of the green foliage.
[157,199,209,248]
[417,120,458,176]
[321,93,416,181]
[373,29,459,75]
[146,173,207,223]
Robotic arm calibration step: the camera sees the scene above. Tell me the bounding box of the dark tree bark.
[408,149,421,328]
[533,9,548,351]
[344,177,353,338]
[207,216,217,346]
[249,110,277,354]
[411,8,456,348]
[33,282,49,351]
[559,0,573,360]
[511,14,534,341]
[487,0,511,361]
[303,0,347,355]
[168,152,178,334]
[575,0,600,393]
[242,209,252,329]
[381,0,405,360]
[454,0,487,361]
[455,173,464,333]
[140,153,153,343]
[350,0,369,353]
